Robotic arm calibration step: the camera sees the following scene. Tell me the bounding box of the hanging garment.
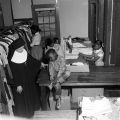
[0,65,9,114]
[0,65,14,115]
[16,28,31,53]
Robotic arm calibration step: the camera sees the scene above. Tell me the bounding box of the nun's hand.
[17,86,23,94]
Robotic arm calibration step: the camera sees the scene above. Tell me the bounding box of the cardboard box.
[49,96,71,110]
[72,88,104,102]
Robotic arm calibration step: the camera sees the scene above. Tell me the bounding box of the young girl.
[45,37,64,58]
[79,40,104,66]
[46,49,70,110]
[30,24,43,61]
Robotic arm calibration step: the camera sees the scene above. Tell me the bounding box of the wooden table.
[37,66,120,87]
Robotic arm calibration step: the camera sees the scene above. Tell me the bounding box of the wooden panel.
[0,0,13,26]
[88,0,98,42]
[111,0,120,65]
[103,0,113,65]
[97,0,105,43]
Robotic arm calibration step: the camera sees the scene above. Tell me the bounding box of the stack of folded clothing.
[78,97,117,120]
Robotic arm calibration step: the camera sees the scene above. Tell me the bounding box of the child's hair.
[53,37,60,44]
[45,49,57,61]
[45,38,54,47]
[95,40,103,46]
[30,24,41,35]
[92,40,103,48]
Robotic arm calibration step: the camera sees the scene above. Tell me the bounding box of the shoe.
[55,97,61,110]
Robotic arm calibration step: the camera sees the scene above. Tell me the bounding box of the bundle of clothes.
[77,96,120,120]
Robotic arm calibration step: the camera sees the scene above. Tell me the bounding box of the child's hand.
[17,86,23,94]
[55,82,61,90]
[48,83,53,90]
[41,62,48,68]
[79,52,83,56]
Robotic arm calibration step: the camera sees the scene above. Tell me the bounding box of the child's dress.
[94,48,104,66]
[30,32,41,47]
[53,44,64,58]
[49,56,70,83]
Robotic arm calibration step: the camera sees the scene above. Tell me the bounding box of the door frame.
[88,0,99,43]
[103,0,113,66]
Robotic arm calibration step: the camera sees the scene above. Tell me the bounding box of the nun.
[8,38,41,118]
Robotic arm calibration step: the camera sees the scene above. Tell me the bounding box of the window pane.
[43,11,50,17]
[51,31,56,38]
[40,32,45,38]
[44,24,50,31]
[49,10,55,16]
[50,24,55,31]
[37,11,42,17]
[45,32,50,38]
[44,16,49,23]
[50,16,55,23]
[38,17,43,24]
[39,24,44,31]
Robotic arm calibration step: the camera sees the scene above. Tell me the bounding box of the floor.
[31,88,120,120]
[32,110,76,120]
[31,97,120,120]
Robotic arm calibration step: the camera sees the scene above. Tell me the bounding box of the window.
[32,4,60,41]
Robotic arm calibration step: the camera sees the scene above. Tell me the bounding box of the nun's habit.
[8,38,41,118]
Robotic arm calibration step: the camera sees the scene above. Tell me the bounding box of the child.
[79,40,104,66]
[46,49,70,110]
[45,38,54,52]
[45,37,64,57]
[30,24,42,47]
[30,24,43,61]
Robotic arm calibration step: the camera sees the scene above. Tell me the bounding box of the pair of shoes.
[55,97,61,110]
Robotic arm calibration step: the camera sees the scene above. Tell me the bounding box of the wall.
[0,0,13,26]
[0,3,4,27]
[58,0,88,38]
[11,0,88,37]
